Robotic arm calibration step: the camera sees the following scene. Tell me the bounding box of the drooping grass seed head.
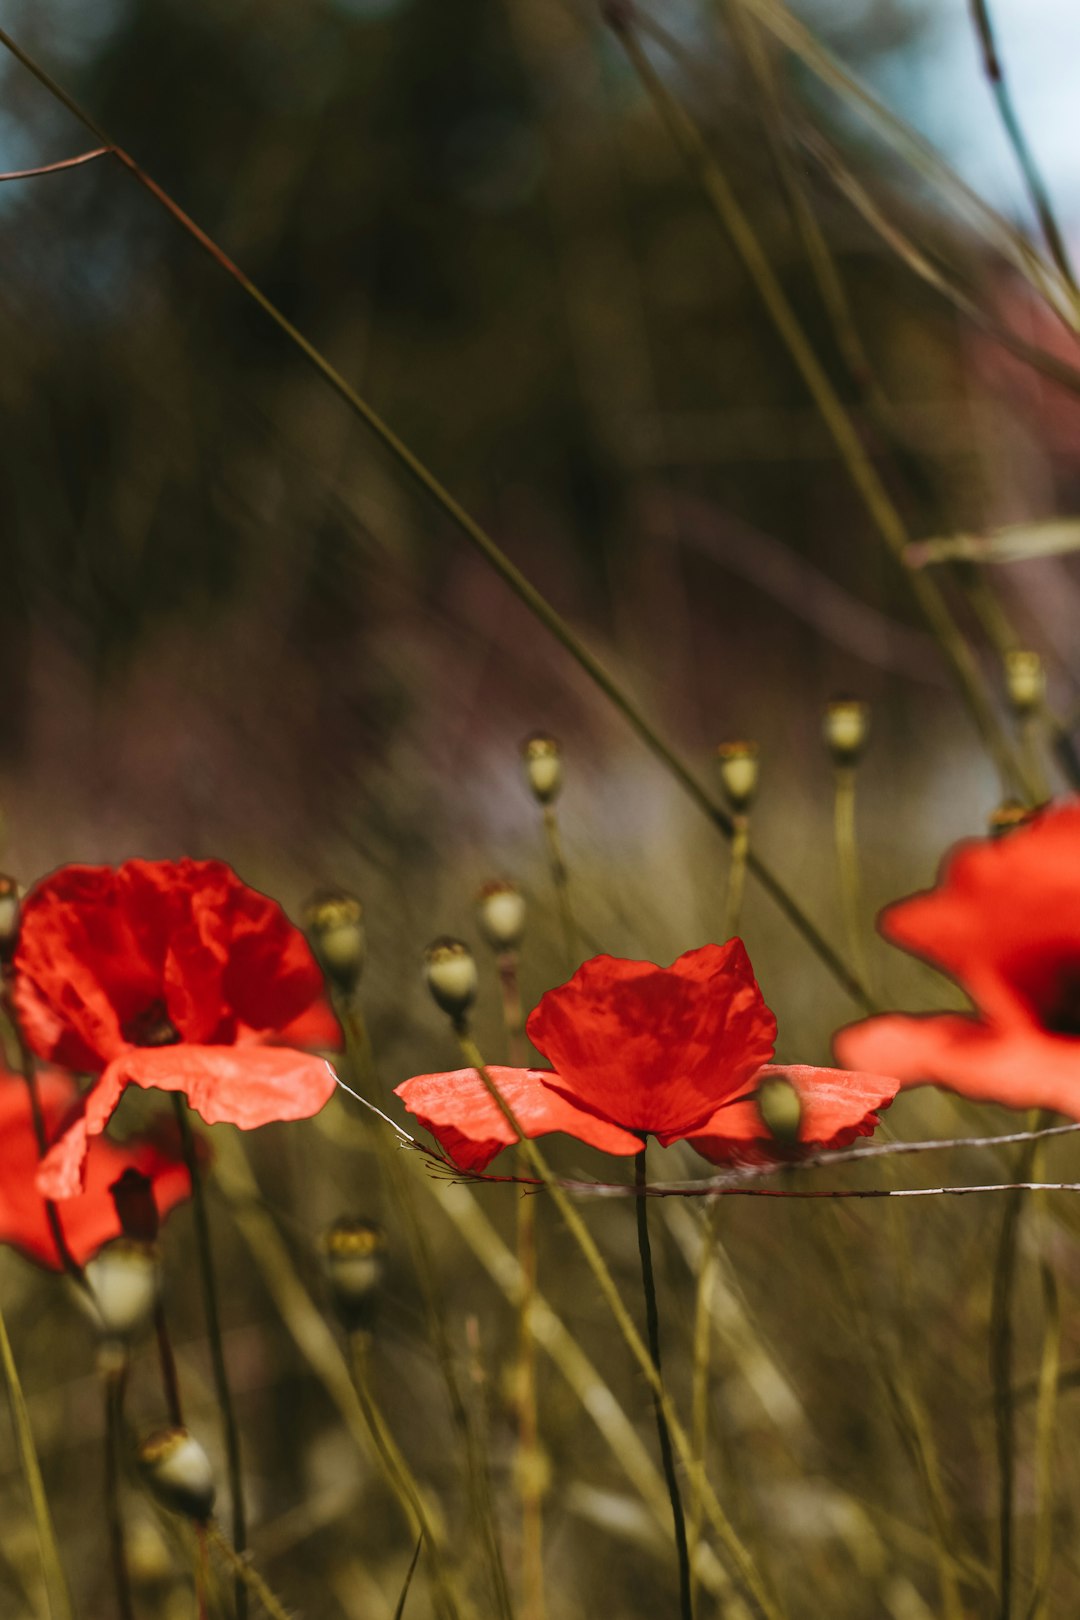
[476,880,527,954]
[85,1238,162,1340]
[715,741,759,814]
[137,1427,216,1522]
[303,888,366,997]
[424,937,478,1019]
[522,732,563,805]
[823,698,870,767]
[321,1216,386,1331]
[756,1075,802,1146]
[1004,649,1045,716]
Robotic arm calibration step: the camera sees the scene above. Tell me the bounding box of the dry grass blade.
[0,1300,74,1620]
[394,1535,424,1620]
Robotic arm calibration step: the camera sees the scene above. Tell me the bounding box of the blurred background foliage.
[3,0,1080,1614]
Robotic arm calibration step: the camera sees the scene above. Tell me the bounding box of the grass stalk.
[172,1096,248,1620]
[541,806,579,971]
[832,766,872,994]
[1026,1146,1061,1620]
[688,1208,720,1613]
[0,22,874,1014]
[609,13,1035,806]
[103,1353,135,1620]
[0,1297,73,1620]
[635,1147,694,1620]
[452,1025,782,1620]
[205,1520,291,1620]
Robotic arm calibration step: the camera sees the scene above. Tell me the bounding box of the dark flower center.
[123,1001,181,1048]
[1028,966,1080,1039]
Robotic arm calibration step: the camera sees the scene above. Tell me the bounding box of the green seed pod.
[303,888,366,997]
[0,874,20,958]
[715,741,759,814]
[476,880,527,953]
[321,1217,386,1331]
[424,937,478,1018]
[522,733,563,805]
[823,698,870,767]
[1004,649,1045,716]
[137,1427,216,1522]
[85,1239,161,1340]
[756,1076,802,1145]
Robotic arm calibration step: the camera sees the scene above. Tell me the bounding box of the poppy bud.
[85,1239,161,1340]
[110,1168,161,1243]
[0,874,20,957]
[476,880,527,954]
[756,1076,802,1145]
[321,1216,386,1331]
[823,698,870,767]
[715,741,759,814]
[522,733,563,805]
[1004,649,1044,716]
[424,937,478,1019]
[303,888,366,997]
[137,1427,216,1522]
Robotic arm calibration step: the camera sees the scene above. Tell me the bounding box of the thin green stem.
[541,806,579,972]
[610,14,1036,806]
[0,22,874,1014]
[347,1331,460,1620]
[832,767,872,995]
[0,1297,73,1620]
[153,1299,184,1427]
[723,816,749,940]
[635,1148,693,1620]
[1027,1147,1060,1620]
[452,1025,781,1620]
[172,1096,247,1620]
[103,1356,135,1620]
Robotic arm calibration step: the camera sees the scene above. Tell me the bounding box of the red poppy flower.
[396,942,898,1171]
[0,1067,192,1270]
[12,860,340,1200]
[684,1064,897,1165]
[834,800,1080,1116]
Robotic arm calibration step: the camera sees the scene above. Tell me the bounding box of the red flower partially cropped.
[397,942,898,1171]
[13,860,340,1199]
[0,1067,191,1270]
[835,801,1080,1116]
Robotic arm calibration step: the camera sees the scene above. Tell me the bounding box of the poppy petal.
[395,1067,644,1173]
[2,1069,191,1268]
[684,1063,898,1165]
[526,941,777,1139]
[835,1009,1080,1118]
[39,1044,336,1199]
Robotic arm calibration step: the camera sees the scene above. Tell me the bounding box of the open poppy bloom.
[397,942,898,1172]
[835,800,1080,1117]
[0,1067,192,1269]
[12,860,340,1200]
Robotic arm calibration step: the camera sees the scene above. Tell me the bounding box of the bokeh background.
[3,0,1080,1614]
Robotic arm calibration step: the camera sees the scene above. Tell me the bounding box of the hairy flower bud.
[0,874,20,959]
[1004,649,1045,716]
[303,888,366,997]
[823,698,870,767]
[137,1427,216,1522]
[321,1217,386,1331]
[85,1239,161,1340]
[476,880,527,953]
[424,937,478,1018]
[715,741,759,814]
[522,733,563,805]
[756,1076,802,1145]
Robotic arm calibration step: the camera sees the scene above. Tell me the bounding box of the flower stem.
[541,805,579,972]
[0,1297,73,1620]
[635,1148,694,1620]
[346,1330,460,1620]
[832,766,872,995]
[153,1299,184,1427]
[1028,1142,1060,1619]
[723,815,749,940]
[102,1353,135,1620]
[171,1097,247,1620]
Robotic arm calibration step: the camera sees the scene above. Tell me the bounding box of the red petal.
[526,942,776,1139]
[0,1069,191,1269]
[835,1010,1080,1117]
[395,1067,644,1172]
[38,1043,336,1199]
[276,996,344,1052]
[685,1063,898,1165]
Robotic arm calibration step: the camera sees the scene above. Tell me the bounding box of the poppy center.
[1026,965,1080,1039]
[122,1001,181,1048]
